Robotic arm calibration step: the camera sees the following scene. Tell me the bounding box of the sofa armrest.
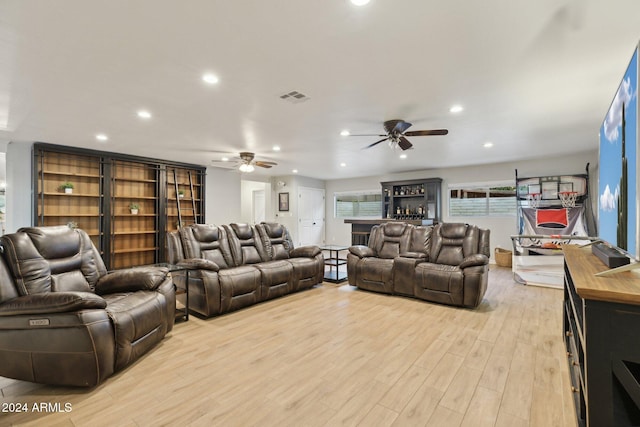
[95,266,169,295]
[349,245,375,258]
[177,258,220,272]
[399,252,427,260]
[0,292,107,316]
[460,254,489,269]
[290,246,321,258]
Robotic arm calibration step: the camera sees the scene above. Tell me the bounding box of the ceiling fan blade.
[404,129,449,137]
[211,160,241,169]
[365,137,389,149]
[348,134,388,137]
[398,136,413,151]
[255,161,277,168]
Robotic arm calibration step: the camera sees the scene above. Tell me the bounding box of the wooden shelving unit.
[166,166,203,231]
[35,150,104,250]
[33,143,206,270]
[109,160,160,269]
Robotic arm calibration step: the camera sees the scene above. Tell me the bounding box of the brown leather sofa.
[0,226,175,386]
[347,222,490,308]
[167,222,324,317]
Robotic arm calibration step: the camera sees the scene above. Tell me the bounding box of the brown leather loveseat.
[167,222,324,317]
[0,226,175,386]
[347,222,490,308]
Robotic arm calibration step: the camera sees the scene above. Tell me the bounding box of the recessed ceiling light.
[95,134,108,142]
[292,169,298,174]
[221,157,229,162]
[272,145,281,151]
[340,162,347,167]
[399,154,407,159]
[137,110,152,119]
[340,130,350,136]
[202,73,219,84]
[449,105,464,113]
[484,142,494,148]
[350,0,370,5]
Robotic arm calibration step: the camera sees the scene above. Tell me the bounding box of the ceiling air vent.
[279,90,310,104]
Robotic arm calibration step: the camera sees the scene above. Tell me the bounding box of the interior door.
[252,189,265,224]
[298,187,325,246]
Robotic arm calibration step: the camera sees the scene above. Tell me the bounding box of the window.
[449,182,516,216]
[334,190,381,218]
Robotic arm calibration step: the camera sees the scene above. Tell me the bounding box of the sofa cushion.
[226,224,269,265]
[1,227,104,296]
[257,223,292,260]
[51,270,92,293]
[180,225,234,269]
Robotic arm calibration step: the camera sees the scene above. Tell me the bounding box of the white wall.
[5,141,32,233]
[270,174,325,244]
[325,150,598,258]
[205,167,241,225]
[240,179,273,224]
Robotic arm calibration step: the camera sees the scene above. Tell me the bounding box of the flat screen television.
[598,42,639,265]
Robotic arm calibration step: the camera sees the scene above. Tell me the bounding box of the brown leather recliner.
[347,222,490,308]
[414,223,490,307]
[346,222,415,294]
[166,222,323,318]
[0,226,175,386]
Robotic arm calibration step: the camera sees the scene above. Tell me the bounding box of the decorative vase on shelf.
[130,209,138,215]
[65,188,73,194]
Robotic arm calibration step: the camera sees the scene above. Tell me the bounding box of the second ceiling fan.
[351,119,448,150]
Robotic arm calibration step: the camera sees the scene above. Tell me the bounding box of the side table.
[151,263,190,322]
[321,245,349,283]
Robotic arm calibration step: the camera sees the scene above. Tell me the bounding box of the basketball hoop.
[558,191,578,208]
[527,193,541,209]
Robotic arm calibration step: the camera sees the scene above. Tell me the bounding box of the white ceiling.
[1,0,639,180]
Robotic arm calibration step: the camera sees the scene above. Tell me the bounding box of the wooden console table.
[563,245,640,426]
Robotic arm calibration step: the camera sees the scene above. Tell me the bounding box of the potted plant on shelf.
[129,203,140,215]
[66,221,78,229]
[60,182,74,194]
[178,190,185,199]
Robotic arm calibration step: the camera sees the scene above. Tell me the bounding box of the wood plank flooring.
[0,266,577,426]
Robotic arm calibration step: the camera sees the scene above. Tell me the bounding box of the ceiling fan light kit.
[211,151,278,173]
[239,163,255,173]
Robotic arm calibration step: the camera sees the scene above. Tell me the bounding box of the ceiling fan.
[212,151,277,172]
[350,119,448,150]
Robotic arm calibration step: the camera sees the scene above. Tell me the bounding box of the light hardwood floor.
[0,266,577,426]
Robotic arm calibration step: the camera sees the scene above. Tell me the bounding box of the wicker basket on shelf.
[494,247,512,268]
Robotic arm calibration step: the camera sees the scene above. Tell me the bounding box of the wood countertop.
[563,244,640,305]
[344,219,426,225]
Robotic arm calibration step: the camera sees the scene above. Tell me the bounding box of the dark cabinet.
[381,178,442,222]
[563,245,640,426]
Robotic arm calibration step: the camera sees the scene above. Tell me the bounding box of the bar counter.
[344,218,429,245]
